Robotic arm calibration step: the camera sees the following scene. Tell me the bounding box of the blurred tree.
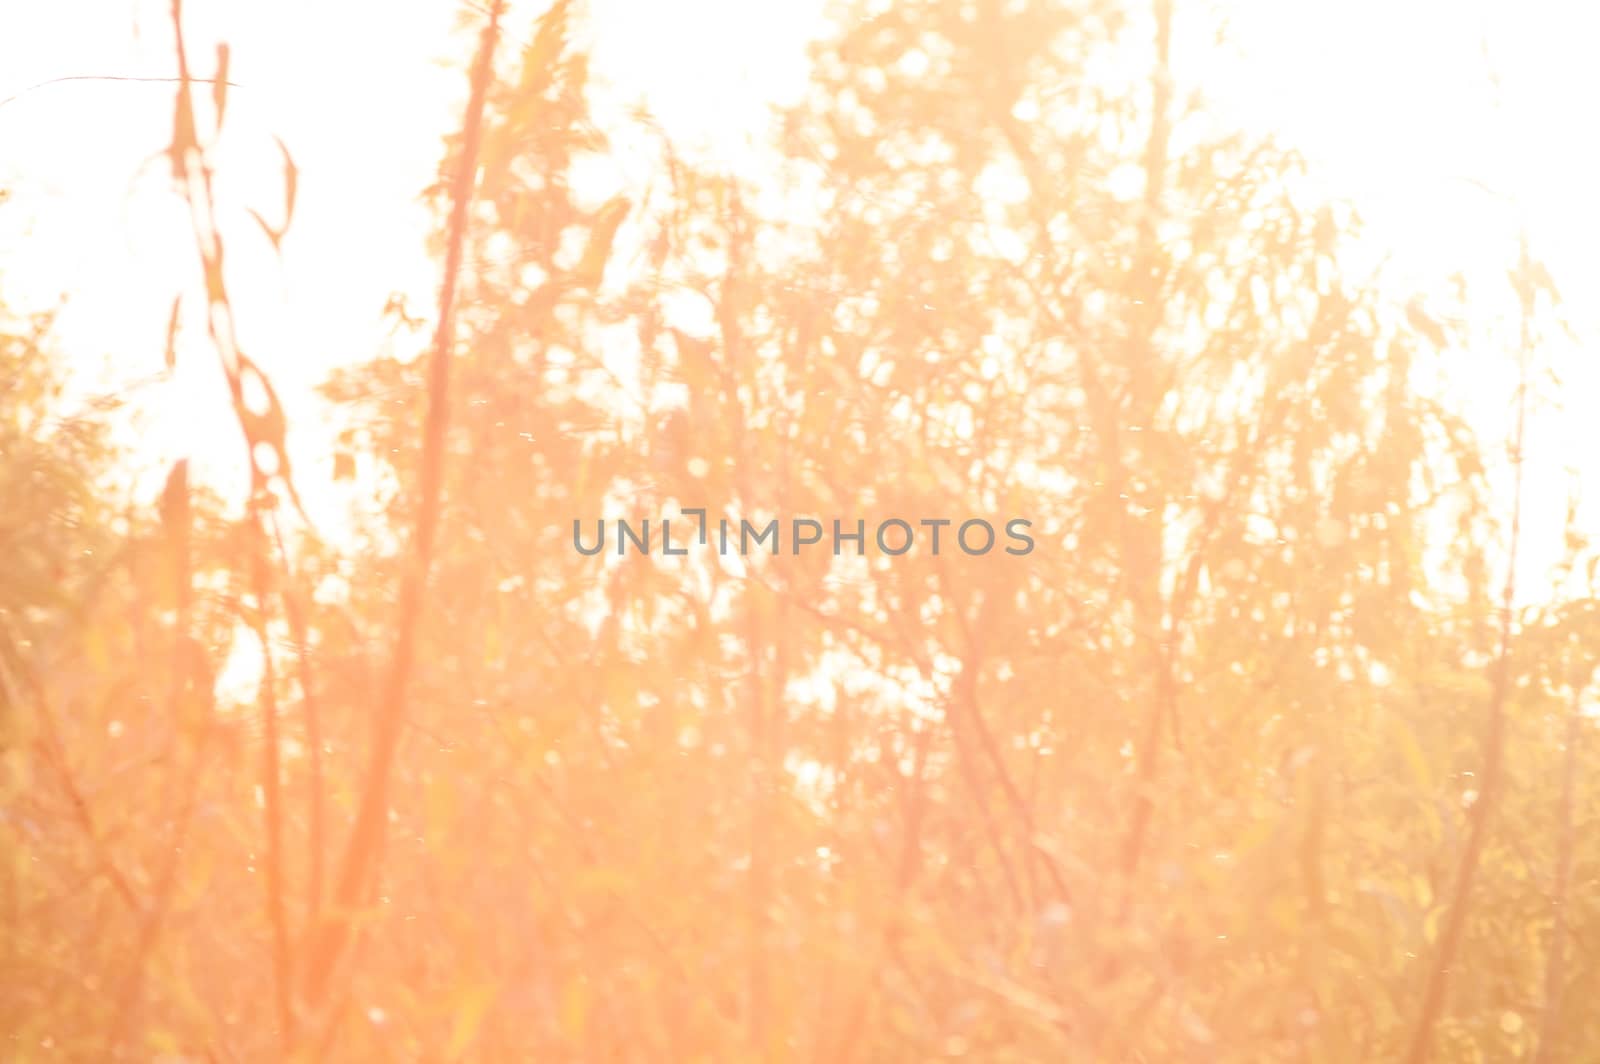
[309,0,1600,1059]
[7,0,1600,1060]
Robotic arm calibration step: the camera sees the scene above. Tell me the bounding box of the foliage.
[3,0,1598,1061]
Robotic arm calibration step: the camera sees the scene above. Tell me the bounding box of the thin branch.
[269,511,325,933]
[104,690,215,1057]
[1402,233,1535,1064]
[1533,677,1584,1064]
[161,0,297,1045]
[0,650,141,917]
[1108,0,1176,935]
[0,74,240,111]
[301,0,504,1010]
[248,512,294,1045]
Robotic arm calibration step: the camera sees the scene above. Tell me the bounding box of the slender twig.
[104,690,214,1057]
[270,512,325,931]
[1108,0,1175,935]
[1532,676,1584,1063]
[161,0,298,1045]
[248,513,294,1044]
[0,652,142,916]
[831,720,936,1064]
[0,74,239,111]
[302,0,503,1008]
[714,189,773,1052]
[1402,233,1534,1064]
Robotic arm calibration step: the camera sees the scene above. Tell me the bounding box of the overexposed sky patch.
[1,0,1596,582]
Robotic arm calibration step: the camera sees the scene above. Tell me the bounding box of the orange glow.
[2,0,1598,1059]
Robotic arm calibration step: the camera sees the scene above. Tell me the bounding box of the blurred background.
[2,0,1598,1059]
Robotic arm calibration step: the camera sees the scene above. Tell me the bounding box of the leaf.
[1527,259,1559,303]
[213,43,231,129]
[1405,299,1448,349]
[445,983,498,1060]
[559,978,589,1039]
[573,195,630,289]
[522,0,573,95]
[163,294,182,372]
[1422,904,1443,945]
[85,625,110,672]
[275,135,298,234]
[1314,204,1336,256]
[247,138,298,252]
[246,207,281,252]
[424,776,457,847]
[158,458,190,536]
[1389,716,1434,792]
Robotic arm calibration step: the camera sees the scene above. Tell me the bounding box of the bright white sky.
[1,0,1597,586]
